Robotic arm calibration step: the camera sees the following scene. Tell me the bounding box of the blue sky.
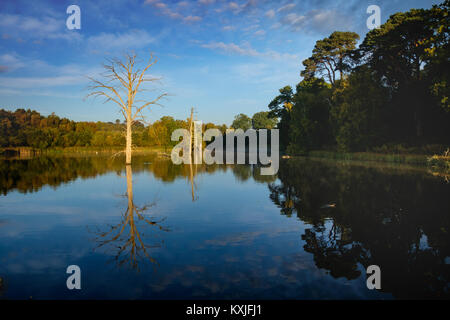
[0,0,440,125]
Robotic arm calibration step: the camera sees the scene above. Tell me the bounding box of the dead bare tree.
[87,52,167,165]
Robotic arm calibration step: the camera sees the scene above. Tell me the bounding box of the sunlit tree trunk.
[126,114,132,165]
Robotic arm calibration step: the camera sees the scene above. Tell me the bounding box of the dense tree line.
[269,1,449,154]
[231,111,277,131]
[0,108,227,149]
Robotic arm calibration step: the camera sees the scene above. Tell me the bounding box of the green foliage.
[330,66,390,152]
[358,3,450,143]
[267,86,294,150]
[231,113,252,131]
[0,109,224,150]
[287,78,332,154]
[269,2,449,155]
[301,31,360,85]
[0,109,98,149]
[267,86,294,118]
[252,111,277,129]
[426,1,450,112]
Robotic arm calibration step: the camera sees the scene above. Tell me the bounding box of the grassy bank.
[289,151,450,181]
[304,150,429,165]
[0,146,171,159]
[2,146,449,171]
[301,150,450,171]
[42,146,170,156]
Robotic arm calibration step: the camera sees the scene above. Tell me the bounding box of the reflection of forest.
[269,159,450,299]
[0,276,4,297]
[0,155,277,195]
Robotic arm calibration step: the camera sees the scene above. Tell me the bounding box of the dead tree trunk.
[87,53,167,165]
[188,107,194,160]
[126,112,132,165]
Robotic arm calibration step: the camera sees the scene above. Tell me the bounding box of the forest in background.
[0,108,229,149]
[0,108,279,150]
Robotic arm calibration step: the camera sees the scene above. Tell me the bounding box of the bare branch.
[87,76,127,111]
[132,93,168,121]
[133,53,157,97]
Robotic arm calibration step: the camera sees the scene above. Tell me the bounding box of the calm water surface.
[0,155,449,299]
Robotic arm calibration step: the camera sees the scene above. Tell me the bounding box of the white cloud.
[271,22,282,29]
[0,88,21,95]
[0,13,81,41]
[0,75,86,89]
[201,42,259,56]
[254,30,266,36]
[198,0,215,4]
[184,15,202,23]
[145,0,203,23]
[0,54,25,72]
[86,30,155,51]
[277,3,296,13]
[0,57,102,91]
[221,0,257,14]
[264,50,298,61]
[231,61,299,86]
[222,25,237,31]
[276,8,353,33]
[280,13,307,31]
[200,41,298,62]
[228,2,241,10]
[265,9,276,19]
[243,24,260,32]
[309,9,352,33]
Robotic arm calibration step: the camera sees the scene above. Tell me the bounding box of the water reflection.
[189,162,198,202]
[91,165,169,271]
[0,155,448,299]
[269,158,450,299]
[0,276,5,297]
[0,155,276,196]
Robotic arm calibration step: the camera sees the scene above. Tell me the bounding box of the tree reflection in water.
[91,165,169,271]
[0,276,5,297]
[189,162,198,201]
[269,158,450,299]
[0,155,276,195]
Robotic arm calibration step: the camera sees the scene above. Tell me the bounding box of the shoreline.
[286,150,450,172]
[1,147,449,171]
[0,146,171,159]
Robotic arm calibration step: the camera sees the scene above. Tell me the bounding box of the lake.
[0,155,449,299]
